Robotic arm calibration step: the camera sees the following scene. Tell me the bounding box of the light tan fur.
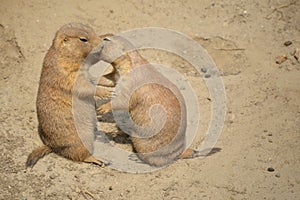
[26,23,111,168]
[95,36,198,167]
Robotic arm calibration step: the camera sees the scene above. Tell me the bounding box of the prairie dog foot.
[97,102,112,114]
[179,148,202,159]
[84,155,111,167]
[128,153,144,163]
[94,85,115,100]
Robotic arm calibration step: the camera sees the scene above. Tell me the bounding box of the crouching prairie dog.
[26,23,112,168]
[92,35,199,167]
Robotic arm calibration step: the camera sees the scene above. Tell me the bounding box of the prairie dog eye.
[79,37,88,42]
[103,37,111,41]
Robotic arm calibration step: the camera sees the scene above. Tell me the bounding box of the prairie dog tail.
[26,145,52,168]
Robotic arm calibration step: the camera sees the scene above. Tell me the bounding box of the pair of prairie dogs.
[26,23,197,168]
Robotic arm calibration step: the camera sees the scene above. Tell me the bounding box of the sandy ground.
[1,0,300,199]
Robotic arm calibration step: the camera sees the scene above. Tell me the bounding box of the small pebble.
[267,167,275,172]
[292,48,300,63]
[46,166,53,172]
[267,133,272,136]
[275,173,281,178]
[275,55,287,64]
[109,186,113,190]
[284,41,292,46]
[49,174,56,179]
[204,74,211,78]
[201,67,208,73]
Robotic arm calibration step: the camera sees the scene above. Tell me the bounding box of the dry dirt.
[1,0,300,199]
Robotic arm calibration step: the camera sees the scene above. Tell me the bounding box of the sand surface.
[0,0,299,199]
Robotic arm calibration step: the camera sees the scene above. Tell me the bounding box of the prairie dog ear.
[99,33,114,40]
[63,37,69,46]
[53,33,68,48]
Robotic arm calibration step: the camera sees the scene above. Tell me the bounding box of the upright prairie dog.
[26,23,112,168]
[93,35,197,167]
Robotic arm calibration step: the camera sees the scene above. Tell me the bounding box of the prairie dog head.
[52,23,101,63]
[95,35,136,64]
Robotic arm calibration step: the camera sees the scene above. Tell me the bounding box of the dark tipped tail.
[26,145,52,168]
[179,147,222,159]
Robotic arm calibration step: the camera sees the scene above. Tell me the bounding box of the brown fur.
[96,36,196,167]
[26,23,110,168]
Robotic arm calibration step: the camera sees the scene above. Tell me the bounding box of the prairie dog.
[26,23,111,167]
[92,35,196,167]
